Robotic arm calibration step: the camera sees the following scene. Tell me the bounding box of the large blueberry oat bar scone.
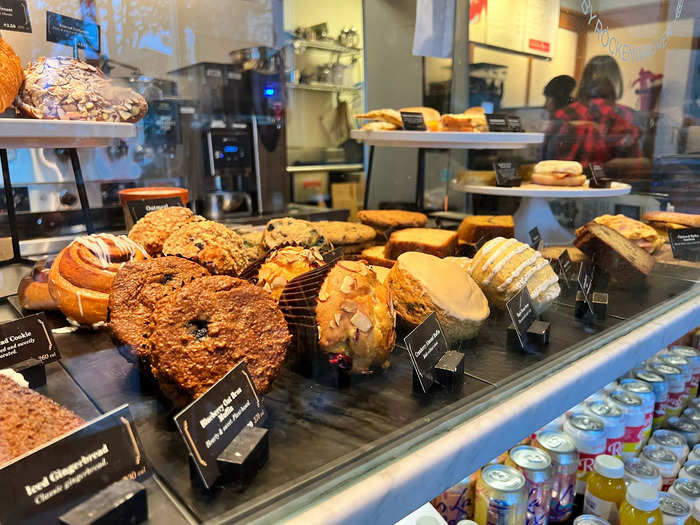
[128,206,202,257]
[262,217,329,251]
[15,57,148,122]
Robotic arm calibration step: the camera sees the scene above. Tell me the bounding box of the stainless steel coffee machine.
[172,54,290,219]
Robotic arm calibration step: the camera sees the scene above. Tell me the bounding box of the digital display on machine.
[224,145,239,153]
[263,87,275,97]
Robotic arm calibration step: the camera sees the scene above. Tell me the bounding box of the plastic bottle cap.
[594,455,624,479]
[626,482,659,512]
[693,498,700,521]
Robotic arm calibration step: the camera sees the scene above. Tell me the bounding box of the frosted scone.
[316,260,395,374]
[257,245,325,300]
[468,237,560,313]
[387,252,489,344]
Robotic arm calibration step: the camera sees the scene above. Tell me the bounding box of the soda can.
[609,390,645,460]
[586,391,609,404]
[689,444,700,463]
[659,491,691,525]
[650,363,685,418]
[563,413,606,494]
[531,415,565,443]
[620,379,656,442]
[474,464,527,525]
[565,402,589,418]
[667,416,700,447]
[670,346,700,398]
[506,445,553,525]
[642,444,681,490]
[658,354,692,407]
[679,460,700,482]
[635,368,669,429]
[585,400,624,459]
[684,408,700,427]
[432,472,478,524]
[650,429,690,462]
[690,398,700,411]
[535,431,578,523]
[624,457,662,491]
[572,516,610,525]
[669,477,700,507]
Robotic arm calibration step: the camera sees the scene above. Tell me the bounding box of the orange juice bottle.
[619,482,662,525]
[583,455,626,523]
[686,499,700,525]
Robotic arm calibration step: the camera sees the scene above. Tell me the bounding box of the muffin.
[262,217,328,251]
[109,256,210,360]
[162,220,248,275]
[316,260,396,373]
[388,252,490,344]
[241,230,266,263]
[316,221,376,254]
[128,206,201,256]
[257,245,325,300]
[149,276,291,405]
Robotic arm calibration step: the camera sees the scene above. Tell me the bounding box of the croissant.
[0,36,23,112]
[48,234,149,326]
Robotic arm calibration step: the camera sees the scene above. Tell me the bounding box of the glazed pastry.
[262,218,329,251]
[48,234,149,326]
[17,258,58,311]
[316,260,395,373]
[388,252,489,344]
[109,257,210,360]
[357,209,428,233]
[0,36,23,113]
[162,220,248,275]
[149,276,291,405]
[0,375,84,466]
[468,237,561,313]
[257,245,325,300]
[360,245,395,268]
[444,256,472,272]
[385,228,458,259]
[574,222,655,284]
[128,206,201,257]
[457,215,514,244]
[592,214,663,254]
[15,57,148,122]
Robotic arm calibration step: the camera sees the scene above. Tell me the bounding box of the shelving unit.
[287,83,362,94]
[289,37,362,56]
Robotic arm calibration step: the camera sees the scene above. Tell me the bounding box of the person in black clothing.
[543,75,576,117]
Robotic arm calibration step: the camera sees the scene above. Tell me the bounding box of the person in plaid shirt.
[543,56,642,167]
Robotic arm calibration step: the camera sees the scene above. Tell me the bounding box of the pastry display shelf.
[451,180,632,245]
[349,129,544,209]
[15,267,700,525]
[0,118,136,148]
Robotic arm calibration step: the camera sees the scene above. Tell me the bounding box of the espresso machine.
[172,52,289,219]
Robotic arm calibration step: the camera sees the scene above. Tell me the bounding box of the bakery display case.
[0,1,700,525]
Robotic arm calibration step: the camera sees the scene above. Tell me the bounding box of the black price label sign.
[669,228,700,262]
[404,312,449,393]
[506,115,522,132]
[614,204,641,220]
[493,160,519,187]
[559,249,573,281]
[0,405,146,525]
[529,227,542,250]
[506,287,537,348]
[0,313,60,367]
[126,197,184,223]
[400,111,427,131]
[578,259,595,314]
[0,0,31,33]
[589,163,605,185]
[46,11,100,52]
[174,362,266,489]
[486,113,509,132]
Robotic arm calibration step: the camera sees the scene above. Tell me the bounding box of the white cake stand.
[450,181,632,244]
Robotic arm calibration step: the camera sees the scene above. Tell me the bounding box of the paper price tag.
[578,259,595,314]
[400,111,427,131]
[126,197,184,223]
[403,312,449,393]
[529,227,542,250]
[0,313,60,367]
[506,287,537,349]
[669,228,700,262]
[46,11,100,52]
[0,0,31,33]
[493,160,520,187]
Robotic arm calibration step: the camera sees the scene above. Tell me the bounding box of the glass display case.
[0,1,699,525]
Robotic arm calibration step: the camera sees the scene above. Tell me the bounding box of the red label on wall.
[528,39,550,53]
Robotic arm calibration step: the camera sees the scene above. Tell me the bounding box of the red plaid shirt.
[542,98,641,166]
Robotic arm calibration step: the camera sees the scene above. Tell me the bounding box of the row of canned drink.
[431,345,700,525]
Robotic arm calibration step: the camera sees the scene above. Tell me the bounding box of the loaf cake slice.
[457,215,514,244]
[574,222,655,284]
[386,228,457,259]
[361,245,396,268]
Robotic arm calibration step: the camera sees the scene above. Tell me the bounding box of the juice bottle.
[618,482,662,525]
[583,455,626,523]
[686,499,700,525]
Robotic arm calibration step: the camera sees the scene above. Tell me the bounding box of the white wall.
[529,27,578,106]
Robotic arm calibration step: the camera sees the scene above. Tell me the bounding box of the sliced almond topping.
[340,300,358,313]
[312,251,324,262]
[338,260,362,273]
[318,285,330,302]
[334,313,342,325]
[271,276,288,288]
[330,319,337,328]
[340,275,356,294]
[350,311,372,332]
[263,282,272,293]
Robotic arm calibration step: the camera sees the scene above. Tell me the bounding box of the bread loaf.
[468,237,560,313]
[385,228,457,259]
[0,36,22,112]
[642,211,700,230]
[457,215,514,244]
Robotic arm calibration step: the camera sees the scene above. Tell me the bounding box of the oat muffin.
[149,276,291,405]
[109,256,210,360]
[257,245,325,300]
[128,206,200,256]
[241,230,266,263]
[357,209,428,233]
[316,260,395,373]
[162,220,248,275]
[262,217,328,251]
